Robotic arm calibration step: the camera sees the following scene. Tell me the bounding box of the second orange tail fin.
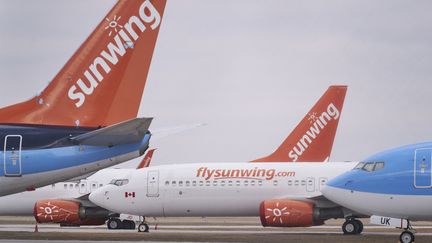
[252,85,347,162]
[137,148,156,169]
[0,0,167,127]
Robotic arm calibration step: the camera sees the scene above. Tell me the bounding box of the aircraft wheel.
[122,220,136,230]
[354,219,363,234]
[400,230,415,243]
[342,219,359,235]
[107,218,122,230]
[138,223,149,232]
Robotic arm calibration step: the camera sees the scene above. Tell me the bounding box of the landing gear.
[399,220,415,243]
[400,230,415,243]
[138,222,150,232]
[122,220,136,230]
[342,218,363,235]
[107,218,122,229]
[107,218,136,230]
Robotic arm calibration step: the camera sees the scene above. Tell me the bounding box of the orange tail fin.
[137,148,156,169]
[0,0,166,127]
[252,85,347,162]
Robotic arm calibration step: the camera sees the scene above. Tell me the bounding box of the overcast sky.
[1,0,432,167]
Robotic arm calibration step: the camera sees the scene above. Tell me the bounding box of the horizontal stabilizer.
[70,118,153,146]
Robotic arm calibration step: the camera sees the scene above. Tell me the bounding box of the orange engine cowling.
[260,199,323,227]
[34,200,80,224]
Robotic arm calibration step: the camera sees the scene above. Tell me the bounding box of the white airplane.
[88,86,360,232]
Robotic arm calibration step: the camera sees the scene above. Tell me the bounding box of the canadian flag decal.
[125,192,135,198]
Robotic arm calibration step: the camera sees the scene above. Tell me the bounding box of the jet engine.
[34,199,109,226]
[259,199,343,227]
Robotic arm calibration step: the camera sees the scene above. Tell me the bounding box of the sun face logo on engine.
[68,0,161,108]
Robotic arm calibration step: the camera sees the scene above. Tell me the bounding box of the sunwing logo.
[68,0,161,108]
[288,103,340,161]
[196,167,296,181]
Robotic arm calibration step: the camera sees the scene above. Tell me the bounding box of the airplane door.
[147,170,159,197]
[319,177,328,192]
[414,148,432,188]
[306,177,315,192]
[4,135,22,177]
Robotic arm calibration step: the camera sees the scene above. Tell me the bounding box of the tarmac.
[0,217,431,242]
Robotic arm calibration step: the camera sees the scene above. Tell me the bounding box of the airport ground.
[0,217,432,242]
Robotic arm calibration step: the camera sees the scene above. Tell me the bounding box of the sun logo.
[36,201,76,221]
[307,112,318,124]
[265,202,290,224]
[104,15,123,36]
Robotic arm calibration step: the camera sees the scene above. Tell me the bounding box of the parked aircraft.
[88,86,357,232]
[0,0,166,197]
[322,142,432,243]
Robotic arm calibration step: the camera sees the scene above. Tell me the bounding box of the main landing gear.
[107,218,136,230]
[342,217,363,235]
[399,220,415,243]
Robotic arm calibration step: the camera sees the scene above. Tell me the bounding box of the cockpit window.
[109,179,129,186]
[354,162,365,170]
[353,161,385,172]
[374,162,385,171]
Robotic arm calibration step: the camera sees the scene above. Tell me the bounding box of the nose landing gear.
[399,221,415,243]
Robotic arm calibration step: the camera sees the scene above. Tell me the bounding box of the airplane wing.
[69,117,153,146]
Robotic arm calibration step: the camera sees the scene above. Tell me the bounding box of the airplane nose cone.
[89,187,108,207]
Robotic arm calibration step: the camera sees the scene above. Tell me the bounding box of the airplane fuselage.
[323,142,432,221]
[90,162,356,217]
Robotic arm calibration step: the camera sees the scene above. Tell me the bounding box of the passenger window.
[288,180,292,186]
[92,183,96,188]
[258,180,263,186]
[228,181,233,186]
[64,184,67,189]
[172,181,177,186]
[251,180,255,186]
[301,180,306,186]
[213,181,218,186]
[244,180,249,186]
[186,181,190,187]
[273,180,278,186]
[221,181,225,186]
[69,184,73,189]
[51,184,55,189]
[75,184,79,189]
[99,184,103,187]
[165,181,170,186]
[206,181,210,186]
[199,181,204,186]
[192,181,197,187]
[294,180,299,186]
[179,181,183,187]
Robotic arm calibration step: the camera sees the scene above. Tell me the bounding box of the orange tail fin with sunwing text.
[252,85,347,162]
[0,0,167,127]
